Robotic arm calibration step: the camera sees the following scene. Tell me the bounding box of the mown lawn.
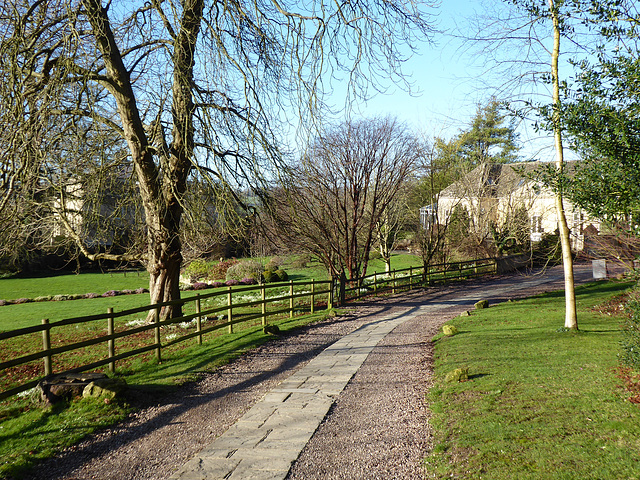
[427,280,640,479]
[0,270,149,300]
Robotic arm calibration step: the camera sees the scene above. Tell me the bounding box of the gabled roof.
[439,162,542,199]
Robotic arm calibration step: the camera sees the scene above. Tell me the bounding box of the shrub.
[209,259,239,281]
[183,259,211,282]
[210,281,225,288]
[531,232,562,266]
[0,300,6,306]
[134,287,148,294]
[192,282,209,290]
[34,295,53,302]
[240,277,257,285]
[263,270,276,283]
[226,260,262,282]
[13,297,31,304]
[101,290,120,297]
[274,269,288,282]
[225,279,240,286]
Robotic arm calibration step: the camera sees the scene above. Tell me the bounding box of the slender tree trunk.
[549,0,578,330]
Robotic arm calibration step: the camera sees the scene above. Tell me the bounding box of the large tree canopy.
[0,0,436,317]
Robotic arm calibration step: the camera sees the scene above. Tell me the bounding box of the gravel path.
[21,264,596,480]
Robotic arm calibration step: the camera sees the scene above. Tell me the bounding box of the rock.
[83,378,127,400]
[263,324,281,335]
[474,299,489,310]
[445,367,469,383]
[38,372,109,405]
[442,324,458,336]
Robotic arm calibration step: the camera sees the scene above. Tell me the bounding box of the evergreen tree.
[429,98,521,192]
[457,98,520,167]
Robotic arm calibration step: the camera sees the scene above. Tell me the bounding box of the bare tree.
[268,117,422,281]
[0,0,436,317]
[412,140,462,267]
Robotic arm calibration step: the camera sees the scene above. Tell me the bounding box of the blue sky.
[337,0,578,163]
[351,1,484,137]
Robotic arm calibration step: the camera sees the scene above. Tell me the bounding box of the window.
[531,215,543,234]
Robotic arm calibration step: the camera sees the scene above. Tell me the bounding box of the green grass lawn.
[0,270,149,300]
[0,254,423,331]
[427,280,640,479]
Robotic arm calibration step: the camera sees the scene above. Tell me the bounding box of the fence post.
[339,272,346,306]
[328,277,334,310]
[227,287,233,334]
[196,294,202,345]
[310,279,315,314]
[409,266,413,288]
[392,271,396,294]
[374,271,378,295]
[41,318,52,376]
[107,308,115,373]
[289,280,294,318]
[154,307,162,363]
[261,283,267,326]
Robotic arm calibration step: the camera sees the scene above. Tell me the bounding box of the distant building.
[51,177,139,250]
[424,162,600,252]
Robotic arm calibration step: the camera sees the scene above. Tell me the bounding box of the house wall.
[435,176,600,252]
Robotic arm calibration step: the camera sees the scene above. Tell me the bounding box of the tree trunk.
[83,0,203,321]
[549,0,578,330]
[145,207,184,321]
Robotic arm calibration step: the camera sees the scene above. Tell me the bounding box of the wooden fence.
[0,257,497,402]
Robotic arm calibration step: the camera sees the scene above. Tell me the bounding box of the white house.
[425,162,600,252]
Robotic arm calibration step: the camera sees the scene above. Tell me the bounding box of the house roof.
[438,162,542,199]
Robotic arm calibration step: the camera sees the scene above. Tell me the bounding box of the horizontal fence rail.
[0,257,500,401]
